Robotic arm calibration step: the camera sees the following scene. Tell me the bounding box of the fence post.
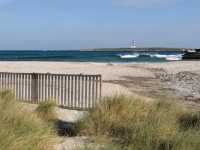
[31,73,38,103]
[99,75,102,100]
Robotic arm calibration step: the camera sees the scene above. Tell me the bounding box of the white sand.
[0,61,199,79]
[0,61,154,80]
[135,61,200,74]
[0,61,200,97]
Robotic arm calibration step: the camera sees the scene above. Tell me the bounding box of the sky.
[0,0,199,50]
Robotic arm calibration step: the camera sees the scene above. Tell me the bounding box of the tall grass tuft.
[78,95,200,150]
[36,101,57,122]
[0,90,56,150]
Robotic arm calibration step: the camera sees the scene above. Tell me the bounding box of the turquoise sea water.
[0,50,183,63]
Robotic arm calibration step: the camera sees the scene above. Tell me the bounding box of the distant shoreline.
[81,47,183,52]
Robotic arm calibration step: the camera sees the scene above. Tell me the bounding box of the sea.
[0,50,183,63]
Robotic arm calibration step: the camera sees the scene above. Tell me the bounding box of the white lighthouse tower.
[131,40,136,49]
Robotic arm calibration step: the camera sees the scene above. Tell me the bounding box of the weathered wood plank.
[85,76,88,108]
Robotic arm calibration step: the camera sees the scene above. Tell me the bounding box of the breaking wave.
[119,54,140,59]
[119,53,183,61]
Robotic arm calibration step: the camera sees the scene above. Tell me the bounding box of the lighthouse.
[131,40,136,49]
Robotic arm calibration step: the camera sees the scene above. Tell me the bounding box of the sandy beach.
[0,61,199,78]
[0,61,200,103]
[1,60,200,113]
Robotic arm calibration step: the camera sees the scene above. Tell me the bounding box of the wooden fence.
[0,72,102,110]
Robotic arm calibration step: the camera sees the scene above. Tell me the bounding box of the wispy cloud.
[113,0,180,8]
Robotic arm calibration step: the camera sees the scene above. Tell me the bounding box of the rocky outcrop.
[155,70,200,101]
[183,49,200,60]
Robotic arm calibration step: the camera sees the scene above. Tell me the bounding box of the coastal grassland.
[78,95,200,150]
[0,90,56,150]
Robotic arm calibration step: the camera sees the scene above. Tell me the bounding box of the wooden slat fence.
[0,72,102,110]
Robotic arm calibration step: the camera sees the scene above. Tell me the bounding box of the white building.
[131,40,136,48]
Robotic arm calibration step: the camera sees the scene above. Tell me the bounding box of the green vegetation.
[0,90,56,150]
[78,95,200,150]
[36,101,57,122]
[1,89,200,150]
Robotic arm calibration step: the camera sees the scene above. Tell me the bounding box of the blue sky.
[0,0,199,50]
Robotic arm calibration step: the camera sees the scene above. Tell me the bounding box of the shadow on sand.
[55,120,79,137]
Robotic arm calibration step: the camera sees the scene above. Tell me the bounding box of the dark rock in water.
[183,49,200,60]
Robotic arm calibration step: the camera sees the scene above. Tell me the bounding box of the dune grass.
[0,90,56,150]
[1,89,199,150]
[36,101,57,122]
[78,95,200,150]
